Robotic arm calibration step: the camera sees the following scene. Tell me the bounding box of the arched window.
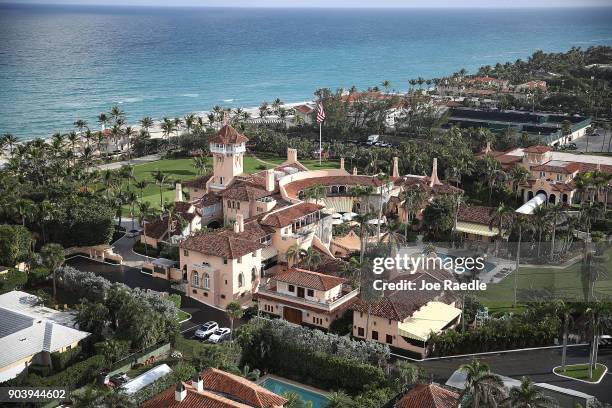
[238,273,244,288]
[251,267,257,281]
[203,273,210,289]
[192,271,199,287]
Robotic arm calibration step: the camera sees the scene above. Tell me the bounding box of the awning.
[261,246,278,261]
[398,301,462,342]
[455,221,499,237]
[122,364,172,395]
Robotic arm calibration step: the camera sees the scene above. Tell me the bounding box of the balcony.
[192,263,217,273]
[257,284,360,312]
[209,143,246,155]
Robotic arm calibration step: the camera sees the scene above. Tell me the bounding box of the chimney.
[175,383,187,402]
[429,158,442,187]
[340,157,345,171]
[352,167,358,175]
[175,183,183,202]
[192,374,203,393]
[392,157,399,178]
[265,169,275,192]
[234,214,244,233]
[286,148,298,164]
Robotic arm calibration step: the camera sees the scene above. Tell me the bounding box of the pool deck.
[258,374,330,397]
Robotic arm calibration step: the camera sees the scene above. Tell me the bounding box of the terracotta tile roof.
[577,162,612,174]
[283,175,385,198]
[174,201,193,213]
[143,383,252,408]
[457,205,495,225]
[272,268,347,291]
[144,217,173,240]
[200,192,222,207]
[201,368,287,408]
[523,145,552,154]
[352,270,457,321]
[242,219,275,241]
[294,105,314,114]
[179,229,265,259]
[183,174,212,189]
[219,180,272,201]
[395,384,459,408]
[532,161,580,174]
[260,202,323,228]
[209,124,249,144]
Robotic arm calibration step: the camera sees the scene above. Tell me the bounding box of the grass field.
[119,155,339,213]
[474,248,612,312]
[553,363,607,383]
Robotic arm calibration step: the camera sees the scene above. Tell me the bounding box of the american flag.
[316,101,325,123]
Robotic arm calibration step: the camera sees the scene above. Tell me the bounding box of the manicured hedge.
[50,345,82,371]
[36,355,106,389]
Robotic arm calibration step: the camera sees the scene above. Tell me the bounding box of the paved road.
[414,346,612,403]
[574,129,611,153]
[96,154,161,171]
[65,257,237,336]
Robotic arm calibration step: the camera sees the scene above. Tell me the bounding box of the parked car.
[194,321,219,340]
[599,335,612,349]
[109,373,130,386]
[207,327,231,343]
[126,228,142,238]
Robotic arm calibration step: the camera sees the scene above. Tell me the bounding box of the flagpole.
[319,121,322,166]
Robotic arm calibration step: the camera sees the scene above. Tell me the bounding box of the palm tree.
[151,170,169,209]
[184,114,195,134]
[139,116,154,136]
[97,112,109,132]
[13,198,35,227]
[304,183,325,205]
[532,205,549,258]
[326,391,354,408]
[301,247,321,270]
[554,300,572,373]
[124,126,136,161]
[460,360,505,408]
[508,166,530,202]
[400,185,427,236]
[511,214,533,308]
[110,105,125,124]
[285,242,303,267]
[381,80,391,92]
[134,180,148,200]
[547,203,565,260]
[489,202,512,256]
[138,201,155,257]
[126,191,139,230]
[1,133,19,159]
[193,156,208,175]
[504,376,556,408]
[41,243,65,300]
[225,301,243,342]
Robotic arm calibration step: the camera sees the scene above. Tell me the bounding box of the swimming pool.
[438,253,496,274]
[259,377,329,408]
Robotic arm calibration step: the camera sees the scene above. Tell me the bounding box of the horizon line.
[2,2,612,9]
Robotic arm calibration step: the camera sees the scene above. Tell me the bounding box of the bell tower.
[208,124,248,192]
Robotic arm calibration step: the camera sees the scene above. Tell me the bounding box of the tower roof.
[209,124,249,144]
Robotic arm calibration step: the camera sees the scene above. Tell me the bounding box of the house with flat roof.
[0,290,90,382]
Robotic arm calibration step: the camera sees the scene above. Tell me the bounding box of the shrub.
[27,265,50,286]
[0,269,28,294]
[94,340,131,364]
[0,224,31,266]
[28,365,51,377]
[25,355,106,389]
[51,345,82,371]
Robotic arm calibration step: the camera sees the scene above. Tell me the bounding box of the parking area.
[573,128,611,153]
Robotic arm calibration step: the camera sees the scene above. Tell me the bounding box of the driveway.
[573,129,611,153]
[65,257,239,335]
[414,346,612,403]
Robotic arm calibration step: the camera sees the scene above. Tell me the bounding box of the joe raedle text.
[373,279,487,291]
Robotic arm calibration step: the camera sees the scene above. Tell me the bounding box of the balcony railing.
[209,144,246,155]
[257,286,360,312]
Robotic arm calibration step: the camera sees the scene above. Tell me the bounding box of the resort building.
[454,205,502,243]
[292,104,315,125]
[0,291,90,382]
[394,383,459,408]
[351,266,461,358]
[256,267,359,329]
[141,199,202,247]
[143,368,288,408]
[478,144,612,205]
[447,108,591,146]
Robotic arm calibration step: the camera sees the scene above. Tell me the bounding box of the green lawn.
[177,310,191,323]
[553,363,607,383]
[173,334,204,361]
[117,155,340,213]
[474,248,612,311]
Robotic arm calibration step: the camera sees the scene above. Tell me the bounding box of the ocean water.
[1,4,612,139]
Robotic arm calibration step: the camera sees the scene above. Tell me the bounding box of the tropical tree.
[460,360,506,408]
[139,116,154,136]
[554,300,573,373]
[304,183,326,204]
[504,376,557,408]
[301,247,321,270]
[138,201,156,257]
[193,156,208,175]
[151,170,169,209]
[508,166,530,201]
[511,214,533,307]
[134,180,148,200]
[285,243,303,267]
[225,301,243,342]
[532,205,549,258]
[489,202,512,257]
[97,113,109,132]
[400,185,427,237]
[40,243,65,300]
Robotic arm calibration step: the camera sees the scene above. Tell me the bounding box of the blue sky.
[2,0,611,7]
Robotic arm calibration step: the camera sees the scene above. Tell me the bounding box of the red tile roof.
[260,203,323,228]
[523,145,552,154]
[457,205,495,225]
[179,229,265,259]
[143,368,287,408]
[395,384,459,408]
[283,175,385,198]
[272,268,347,291]
[294,105,314,114]
[532,162,580,174]
[209,125,249,144]
[183,174,212,189]
[219,180,272,201]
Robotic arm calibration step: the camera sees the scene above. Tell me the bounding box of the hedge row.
[50,345,82,372]
[27,355,106,389]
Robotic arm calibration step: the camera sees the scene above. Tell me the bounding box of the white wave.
[116,97,144,104]
[223,99,234,102]
[182,93,199,98]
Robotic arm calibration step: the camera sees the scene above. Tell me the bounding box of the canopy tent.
[318,197,354,213]
[455,221,499,237]
[331,230,362,252]
[398,301,462,342]
[122,364,172,395]
[516,193,547,215]
[342,212,358,221]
